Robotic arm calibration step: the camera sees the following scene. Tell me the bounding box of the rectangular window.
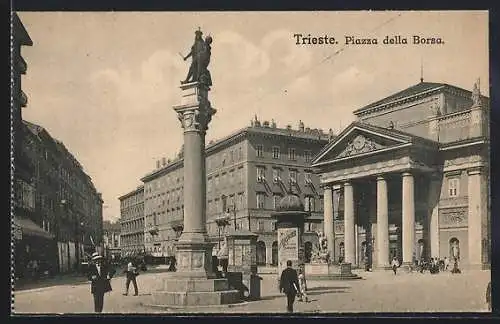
[207,177,212,193]
[273,195,281,210]
[239,147,243,160]
[304,150,312,162]
[288,148,296,160]
[304,196,315,212]
[257,220,264,232]
[272,146,280,159]
[289,170,297,184]
[229,170,235,184]
[239,167,244,184]
[257,193,266,209]
[304,172,312,185]
[256,144,264,158]
[448,178,460,197]
[257,167,266,182]
[215,175,220,189]
[238,192,244,210]
[272,168,281,183]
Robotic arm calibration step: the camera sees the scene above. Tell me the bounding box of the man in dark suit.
[87,252,115,313]
[279,260,300,313]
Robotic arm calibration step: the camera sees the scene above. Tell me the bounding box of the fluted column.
[402,172,415,267]
[376,175,389,268]
[343,182,356,265]
[323,185,335,263]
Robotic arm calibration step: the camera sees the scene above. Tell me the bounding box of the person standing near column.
[279,260,300,313]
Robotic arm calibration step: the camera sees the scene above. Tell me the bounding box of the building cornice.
[118,185,145,201]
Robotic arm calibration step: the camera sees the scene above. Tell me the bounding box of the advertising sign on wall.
[277,227,299,276]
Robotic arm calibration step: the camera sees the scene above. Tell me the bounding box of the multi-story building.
[19,121,104,274]
[313,80,490,270]
[103,220,121,260]
[118,185,145,258]
[12,13,104,277]
[139,117,332,265]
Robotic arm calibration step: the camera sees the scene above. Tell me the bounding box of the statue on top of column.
[181,28,213,88]
[472,78,481,106]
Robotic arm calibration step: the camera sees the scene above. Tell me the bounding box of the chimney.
[156,160,161,169]
[162,157,166,166]
[298,120,305,132]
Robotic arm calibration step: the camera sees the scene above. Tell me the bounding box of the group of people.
[390,256,462,275]
[86,252,142,313]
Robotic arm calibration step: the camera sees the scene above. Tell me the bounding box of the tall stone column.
[428,174,441,259]
[151,82,240,307]
[402,172,415,267]
[323,185,335,263]
[468,167,486,269]
[343,181,356,265]
[173,82,217,278]
[376,175,389,269]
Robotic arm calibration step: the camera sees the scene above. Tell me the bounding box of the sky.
[18,11,489,223]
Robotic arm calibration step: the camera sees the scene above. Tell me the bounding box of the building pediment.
[312,122,413,166]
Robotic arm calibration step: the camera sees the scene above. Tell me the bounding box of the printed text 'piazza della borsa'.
[293,33,445,46]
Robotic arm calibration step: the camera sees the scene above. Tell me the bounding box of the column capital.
[343,181,352,187]
[402,171,413,178]
[376,174,386,182]
[320,183,333,191]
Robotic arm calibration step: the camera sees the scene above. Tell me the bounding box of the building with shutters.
[118,185,145,258]
[137,116,331,265]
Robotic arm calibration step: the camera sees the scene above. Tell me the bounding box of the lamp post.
[215,216,230,250]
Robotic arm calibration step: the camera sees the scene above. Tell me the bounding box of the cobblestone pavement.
[13,269,491,314]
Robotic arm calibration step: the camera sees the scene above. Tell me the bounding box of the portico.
[313,122,440,269]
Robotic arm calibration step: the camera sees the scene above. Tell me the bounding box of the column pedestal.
[150,82,240,307]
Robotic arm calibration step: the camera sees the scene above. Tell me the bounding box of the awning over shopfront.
[13,216,55,240]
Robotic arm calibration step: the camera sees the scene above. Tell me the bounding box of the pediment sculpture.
[337,134,384,158]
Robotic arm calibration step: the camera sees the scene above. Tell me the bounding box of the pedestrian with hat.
[87,252,115,313]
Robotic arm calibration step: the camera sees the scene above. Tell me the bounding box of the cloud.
[214,30,270,79]
[261,29,313,73]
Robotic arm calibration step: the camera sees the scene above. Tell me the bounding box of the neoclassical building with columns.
[312,80,490,270]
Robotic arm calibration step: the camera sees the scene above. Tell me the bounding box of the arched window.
[417,239,425,261]
[449,238,460,261]
[256,241,266,265]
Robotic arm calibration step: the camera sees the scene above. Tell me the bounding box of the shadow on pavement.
[307,286,350,291]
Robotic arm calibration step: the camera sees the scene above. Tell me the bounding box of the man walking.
[123,261,139,296]
[279,260,300,313]
[87,252,115,313]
